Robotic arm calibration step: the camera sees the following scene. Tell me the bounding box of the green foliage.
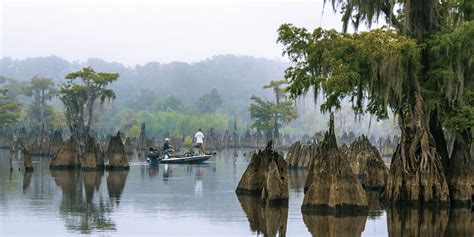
[60,67,119,136]
[196,88,223,113]
[24,77,58,128]
[278,25,420,119]
[0,89,21,127]
[249,79,298,139]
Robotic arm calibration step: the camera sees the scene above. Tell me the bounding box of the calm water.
[0,149,472,236]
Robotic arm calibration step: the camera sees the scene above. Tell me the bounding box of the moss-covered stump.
[22,147,34,172]
[81,137,104,171]
[236,141,288,205]
[447,130,472,208]
[386,207,448,237]
[349,136,389,190]
[237,195,288,237]
[302,115,367,214]
[124,137,134,154]
[303,212,367,237]
[105,132,129,170]
[286,141,318,169]
[49,129,63,155]
[107,170,129,205]
[50,137,80,170]
[285,141,300,167]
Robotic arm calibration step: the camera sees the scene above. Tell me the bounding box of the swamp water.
[0,149,472,236]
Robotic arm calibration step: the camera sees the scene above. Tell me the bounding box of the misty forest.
[0,0,473,236]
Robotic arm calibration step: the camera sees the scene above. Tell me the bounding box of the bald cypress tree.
[277,1,473,206]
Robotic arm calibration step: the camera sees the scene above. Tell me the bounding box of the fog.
[1,0,342,66]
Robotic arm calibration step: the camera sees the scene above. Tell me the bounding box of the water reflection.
[445,208,473,237]
[303,212,367,237]
[22,171,33,191]
[107,170,129,205]
[387,207,449,237]
[51,170,116,234]
[365,191,384,219]
[237,195,288,237]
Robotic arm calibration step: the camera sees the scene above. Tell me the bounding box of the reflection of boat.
[147,152,214,164]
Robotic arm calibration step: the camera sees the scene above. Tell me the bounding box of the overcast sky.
[1,0,343,66]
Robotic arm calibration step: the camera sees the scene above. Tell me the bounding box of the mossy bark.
[302,114,368,214]
[447,129,472,207]
[236,141,288,205]
[383,96,449,207]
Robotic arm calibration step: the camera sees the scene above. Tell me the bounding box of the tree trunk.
[447,129,472,207]
[429,110,449,171]
[382,95,449,207]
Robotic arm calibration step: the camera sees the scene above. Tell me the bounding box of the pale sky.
[1,0,343,66]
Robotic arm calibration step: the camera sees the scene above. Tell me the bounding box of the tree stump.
[236,141,288,205]
[302,114,368,214]
[22,147,34,172]
[106,132,129,170]
[347,136,389,190]
[50,137,80,170]
[81,136,104,171]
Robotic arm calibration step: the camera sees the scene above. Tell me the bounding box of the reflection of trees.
[107,170,129,206]
[237,195,288,237]
[445,208,473,237]
[51,170,116,234]
[386,207,448,237]
[303,212,367,237]
[365,191,384,219]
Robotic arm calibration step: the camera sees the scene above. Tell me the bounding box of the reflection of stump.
[365,191,384,219]
[22,148,34,172]
[106,132,129,170]
[83,171,104,203]
[445,208,473,236]
[51,170,81,199]
[387,207,448,237]
[303,212,367,237]
[236,141,288,205]
[107,170,129,205]
[22,171,33,190]
[302,114,367,214]
[237,195,288,237]
[50,137,80,170]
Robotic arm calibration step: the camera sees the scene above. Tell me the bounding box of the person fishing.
[194,129,205,155]
[163,138,175,158]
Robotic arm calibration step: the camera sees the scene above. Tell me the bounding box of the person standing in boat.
[163,138,175,158]
[194,129,205,155]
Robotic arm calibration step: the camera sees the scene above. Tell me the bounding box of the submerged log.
[106,132,130,170]
[236,141,288,205]
[50,137,80,170]
[302,114,368,214]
